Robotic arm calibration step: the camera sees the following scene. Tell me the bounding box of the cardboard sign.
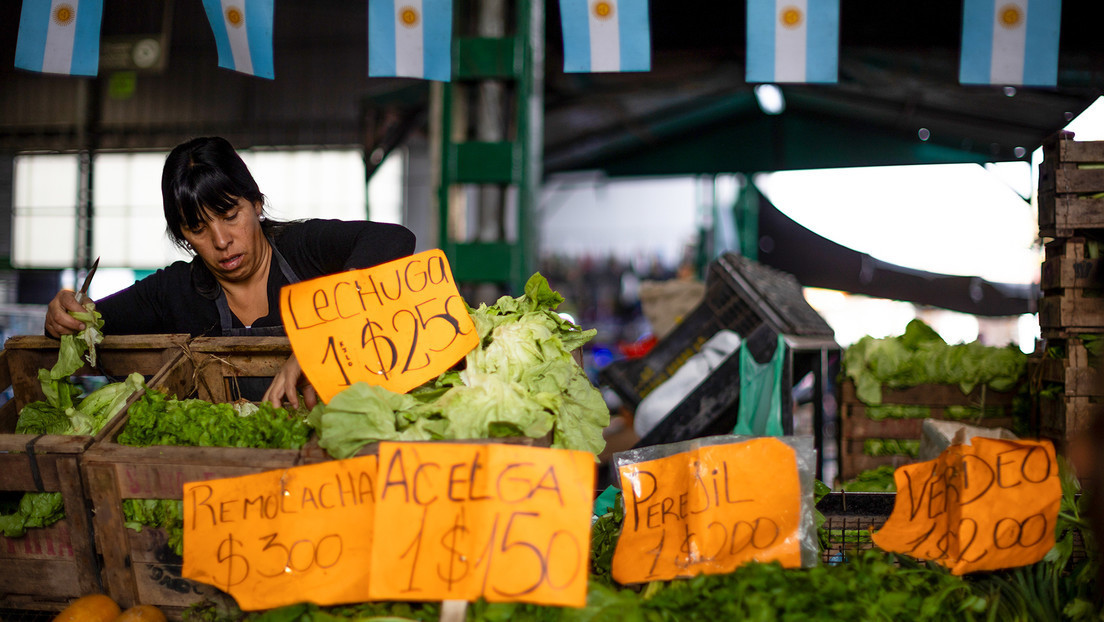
[281,249,480,402]
[182,455,378,610]
[612,437,802,583]
[368,442,595,608]
[871,437,1060,575]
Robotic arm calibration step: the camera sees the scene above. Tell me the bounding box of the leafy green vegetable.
[3,307,140,538]
[123,499,184,556]
[312,273,610,459]
[843,319,1027,405]
[0,492,64,537]
[863,438,920,457]
[118,388,311,449]
[840,465,898,492]
[14,402,71,435]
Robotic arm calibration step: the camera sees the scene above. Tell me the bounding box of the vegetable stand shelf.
[80,337,305,618]
[0,334,188,612]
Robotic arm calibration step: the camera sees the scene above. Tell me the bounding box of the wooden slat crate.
[1038,394,1103,453]
[1039,288,1104,336]
[0,334,188,611]
[1036,337,1104,398]
[1041,237,1104,292]
[838,380,1019,482]
[1039,131,1104,238]
[81,336,303,617]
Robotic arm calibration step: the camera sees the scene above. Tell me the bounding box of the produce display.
[0,301,143,537]
[309,273,610,458]
[142,462,1093,622]
[7,283,1099,621]
[839,319,1031,480]
[843,319,1027,408]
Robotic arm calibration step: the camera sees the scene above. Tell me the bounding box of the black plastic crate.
[601,253,834,408]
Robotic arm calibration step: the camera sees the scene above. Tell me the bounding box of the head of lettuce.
[309,273,610,460]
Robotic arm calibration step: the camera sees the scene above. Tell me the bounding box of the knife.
[76,257,100,304]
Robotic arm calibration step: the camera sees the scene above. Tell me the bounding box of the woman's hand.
[45,290,92,338]
[264,353,318,410]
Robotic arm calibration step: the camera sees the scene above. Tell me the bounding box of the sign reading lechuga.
[280,249,480,402]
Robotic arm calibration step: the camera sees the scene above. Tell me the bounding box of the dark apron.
[214,241,300,401]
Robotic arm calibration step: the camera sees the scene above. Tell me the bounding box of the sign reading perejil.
[280,249,479,402]
[182,455,379,610]
[612,437,803,584]
[871,437,1060,575]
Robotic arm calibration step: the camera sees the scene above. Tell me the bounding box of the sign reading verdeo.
[280,249,479,401]
[368,442,595,608]
[612,437,803,583]
[182,455,379,610]
[871,437,1060,575]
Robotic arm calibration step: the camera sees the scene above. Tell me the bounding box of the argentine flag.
[369,0,453,82]
[559,0,651,73]
[15,0,104,76]
[201,0,275,79]
[959,0,1061,87]
[746,0,839,84]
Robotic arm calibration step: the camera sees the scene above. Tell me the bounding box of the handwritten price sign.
[612,437,803,584]
[871,437,1060,575]
[280,249,479,402]
[181,455,378,610]
[368,442,595,608]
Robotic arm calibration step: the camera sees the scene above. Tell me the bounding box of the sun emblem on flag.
[592,1,614,20]
[52,4,75,26]
[997,4,1024,29]
[225,6,245,28]
[399,6,420,28]
[779,6,804,28]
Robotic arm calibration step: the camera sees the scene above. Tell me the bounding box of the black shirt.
[97,219,416,337]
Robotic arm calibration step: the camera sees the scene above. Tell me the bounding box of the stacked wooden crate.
[1036,130,1104,452]
[838,380,1019,482]
[0,334,187,611]
[81,336,302,616]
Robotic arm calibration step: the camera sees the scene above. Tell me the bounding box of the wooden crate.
[1036,337,1104,398]
[1038,288,1104,335]
[81,336,304,616]
[838,380,1018,482]
[0,334,188,611]
[1038,131,1104,238]
[1038,394,1103,453]
[1041,237,1104,292]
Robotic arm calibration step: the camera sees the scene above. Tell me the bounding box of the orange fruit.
[114,605,167,622]
[53,594,121,622]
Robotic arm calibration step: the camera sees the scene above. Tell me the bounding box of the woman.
[44,136,416,409]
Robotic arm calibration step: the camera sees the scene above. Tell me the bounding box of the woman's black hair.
[161,136,267,250]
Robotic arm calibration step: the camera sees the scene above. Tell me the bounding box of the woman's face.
[181,196,268,283]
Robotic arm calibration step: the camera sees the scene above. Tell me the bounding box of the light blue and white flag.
[559,0,651,73]
[369,0,453,82]
[746,0,838,84]
[959,0,1061,86]
[14,0,104,76]
[201,0,275,79]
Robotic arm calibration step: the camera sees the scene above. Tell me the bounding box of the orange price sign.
[181,455,378,610]
[368,442,595,608]
[280,249,480,402]
[871,437,1060,575]
[612,437,803,584]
